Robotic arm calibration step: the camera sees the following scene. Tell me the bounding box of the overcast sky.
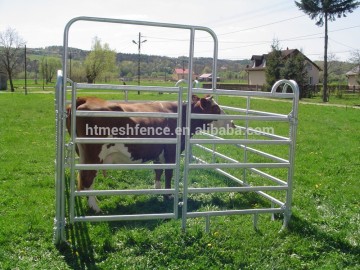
[1,0,359,62]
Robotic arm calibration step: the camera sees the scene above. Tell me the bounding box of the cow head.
[191,95,235,129]
[191,95,220,114]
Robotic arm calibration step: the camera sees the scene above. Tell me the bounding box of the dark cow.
[66,95,232,212]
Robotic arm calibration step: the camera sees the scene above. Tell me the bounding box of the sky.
[1,0,359,62]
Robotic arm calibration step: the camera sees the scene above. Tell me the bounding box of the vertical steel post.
[182,27,196,231]
[69,82,77,223]
[173,86,183,219]
[243,96,251,184]
[54,71,66,244]
[283,80,299,229]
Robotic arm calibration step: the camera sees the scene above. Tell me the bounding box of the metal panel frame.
[54,16,299,245]
[54,16,218,244]
[182,80,299,231]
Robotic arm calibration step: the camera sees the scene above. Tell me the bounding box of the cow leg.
[154,169,163,189]
[163,146,175,199]
[164,169,173,189]
[162,169,173,200]
[78,169,101,213]
[84,184,101,213]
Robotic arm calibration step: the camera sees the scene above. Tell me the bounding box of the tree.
[0,27,26,92]
[266,40,310,97]
[281,52,309,98]
[295,0,360,102]
[40,57,61,84]
[84,37,116,83]
[265,40,283,90]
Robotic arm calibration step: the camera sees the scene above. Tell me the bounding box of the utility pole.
[182,60,185,79]
[132,32,147,94]
[24,45,27,95]
[69,51,72,80]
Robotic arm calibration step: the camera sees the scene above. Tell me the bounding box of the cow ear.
[200,98,212,110]
[192,95,200,103]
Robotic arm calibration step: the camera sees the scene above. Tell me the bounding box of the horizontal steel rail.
[201,126,289,141]
[188,186,287,193]
[75,188,176,196]
[248,168,288,186]
[190,113,290,122]
[220,105,290,118]
[198,132,289,163]
[75,137,177,144]
[189,162,290,169]
[233,125,290,141]
[74,213,176,223]
[214,170,286,207]
[193,144,289,185]
[186,208,284,218]
[191,155,286,206]
[75,163,177,170]
[192,88,296,99]
[190,138,291,145]
[76,111,179,118]
[75,83,180,93]
[236,144,289,163]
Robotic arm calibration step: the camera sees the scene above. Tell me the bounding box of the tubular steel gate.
[54,17,299,245]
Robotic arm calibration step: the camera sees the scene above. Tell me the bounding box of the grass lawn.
[301,92,360,107]
[0,90,359,269]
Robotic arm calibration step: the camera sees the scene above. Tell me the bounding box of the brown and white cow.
[66,95,233,212]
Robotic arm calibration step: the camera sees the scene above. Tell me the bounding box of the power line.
[204,25,360,54]
[143,22,360,50]
[115,16,360,60]
[217,15,306,36]
[328,37,358,51]
[201,0,297,29]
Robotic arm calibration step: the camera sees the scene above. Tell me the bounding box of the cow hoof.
[88,196,102,213]
[91,205,102,214]
[90,207,102,214]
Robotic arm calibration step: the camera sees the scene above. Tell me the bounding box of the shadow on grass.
[57,169,360,269]
[102,195,176,232]
[56,197,99,270]
[289,215,360,257]
[57,185,177,269]
[56,169,281,270]
[56,177,98,270]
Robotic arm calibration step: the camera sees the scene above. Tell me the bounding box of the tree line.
[0,30,250,92]
[2,0,360,97]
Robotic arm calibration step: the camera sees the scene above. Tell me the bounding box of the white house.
[346,66,360,88]
[245,49,321,86]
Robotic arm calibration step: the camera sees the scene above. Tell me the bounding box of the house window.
[309,77,313,85]
[307,62,312,70]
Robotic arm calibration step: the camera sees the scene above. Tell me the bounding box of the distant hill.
[25,46,357,83]
[26,46,251,75]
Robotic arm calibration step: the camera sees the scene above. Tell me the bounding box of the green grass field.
[0,90,359,269]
